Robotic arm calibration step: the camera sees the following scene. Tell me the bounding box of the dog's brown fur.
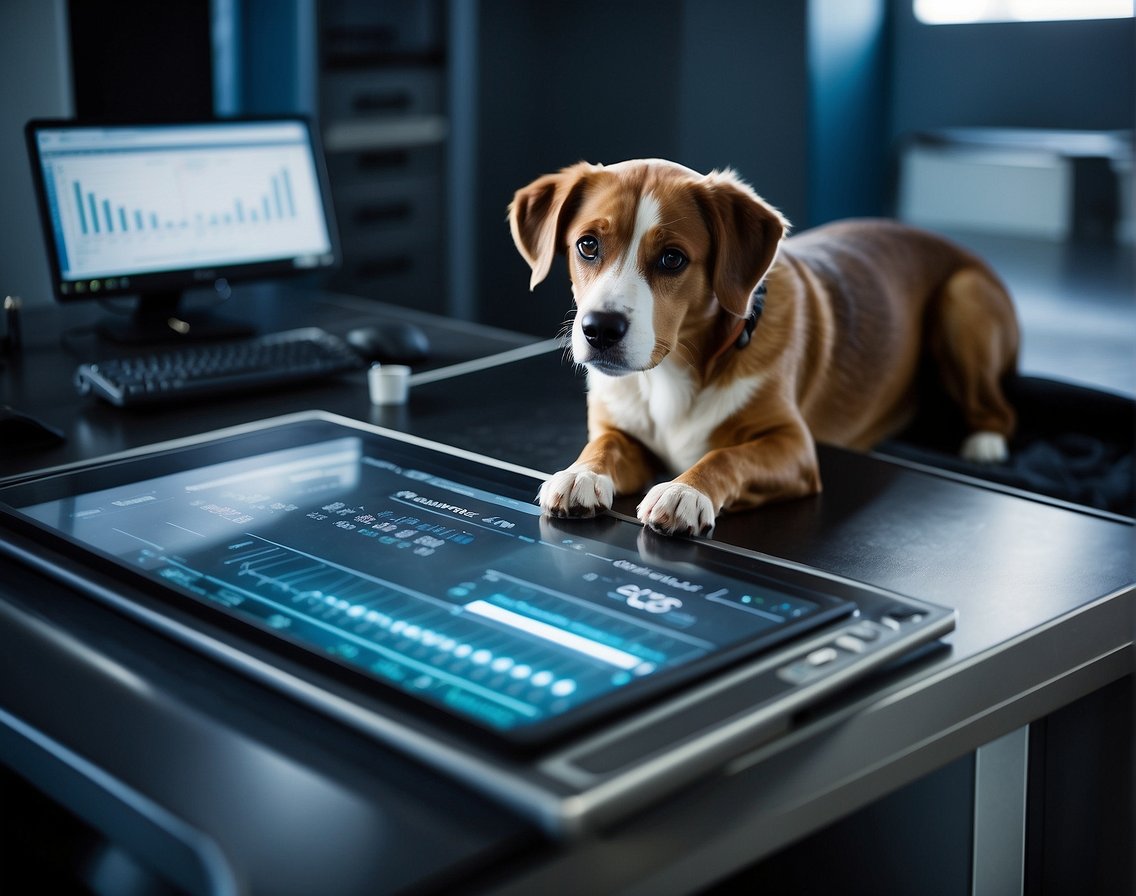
[509,159,1019,535]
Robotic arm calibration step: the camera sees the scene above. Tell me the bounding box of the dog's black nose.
[580,311,629,350]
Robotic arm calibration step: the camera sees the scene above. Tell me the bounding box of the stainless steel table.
[1,289,1131,894]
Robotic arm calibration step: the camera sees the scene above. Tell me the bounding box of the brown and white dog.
[508,159,1019,536]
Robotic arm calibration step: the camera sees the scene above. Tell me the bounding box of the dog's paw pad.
[637,482,715,536]
[960,431,1008,464]
[539,467,614,517]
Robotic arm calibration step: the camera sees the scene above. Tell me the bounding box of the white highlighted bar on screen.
[463,599,641,670]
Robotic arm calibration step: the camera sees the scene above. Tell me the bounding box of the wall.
[0,1,72,309]
[808,0,890,224]
[473,0,813,336]
[232,0,317,117]
[676,2,811,222]
[889,1,1135,137]
[888,2,1134,239]
[0,0,220,309]
[67,0,214,120]
[473,1,685,336]
[5,2,1131,319]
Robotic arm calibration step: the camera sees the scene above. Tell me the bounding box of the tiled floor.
[943,230,1135,399]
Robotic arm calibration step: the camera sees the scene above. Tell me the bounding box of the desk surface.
[0,287,1132,895]
[0,283,538,478]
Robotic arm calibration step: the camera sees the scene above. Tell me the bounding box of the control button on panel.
[835,634,867,654]
[776,662,815,685]
[882,614,924,631]
[806,647,839,667]
[881,605,925,630]
[778,644,845,684]
[848,621,882,642]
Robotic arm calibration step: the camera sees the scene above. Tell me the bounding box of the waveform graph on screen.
[44,140,331,281]
[217,538,471,650]
[158,533,690,730]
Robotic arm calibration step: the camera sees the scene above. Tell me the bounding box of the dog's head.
[508,159,787,374]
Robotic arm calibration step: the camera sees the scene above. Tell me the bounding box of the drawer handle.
[356,256,413,278]
[353,91,413,113]
[357,149,410,171]
[353,202,412,225]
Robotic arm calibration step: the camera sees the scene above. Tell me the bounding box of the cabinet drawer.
[332,176,442,240]
[321,68,443,120]
[325,143,444,187]
[320,0,444,66]
[329,241,445,313]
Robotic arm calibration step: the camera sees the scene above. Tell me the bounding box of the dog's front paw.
[960,431,1008,464]
[637,482,716,536]
[539,466,614,518]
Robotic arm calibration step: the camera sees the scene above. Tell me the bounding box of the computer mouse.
[345,322,431,365]
[0,406,66,454]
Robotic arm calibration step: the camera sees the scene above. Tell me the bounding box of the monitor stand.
[96,290,256,345]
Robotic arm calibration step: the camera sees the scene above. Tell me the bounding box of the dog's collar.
[734,281,766,351]
[709,281,767,366]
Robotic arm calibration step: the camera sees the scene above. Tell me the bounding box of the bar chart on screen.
[67,168,298,237]
[39,134,331,279]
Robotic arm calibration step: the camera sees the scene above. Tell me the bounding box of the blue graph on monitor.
[69,169,298,237]
[36,123,333,281]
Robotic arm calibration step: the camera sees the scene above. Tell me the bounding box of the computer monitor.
[25,117,340,344]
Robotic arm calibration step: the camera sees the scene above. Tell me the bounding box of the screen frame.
[24,115,342,306]
[0,416,865,754]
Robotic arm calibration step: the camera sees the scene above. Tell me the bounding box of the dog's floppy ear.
[697,169,788,318]
[508,162,594,291]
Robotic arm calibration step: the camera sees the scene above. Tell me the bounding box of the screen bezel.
[24,115,342,305]
[0,417,863,754]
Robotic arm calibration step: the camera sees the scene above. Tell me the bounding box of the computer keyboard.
[74,327,366,408]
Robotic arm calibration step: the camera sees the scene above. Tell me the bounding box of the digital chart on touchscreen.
[21,435,822,733]
[146,532,717,730]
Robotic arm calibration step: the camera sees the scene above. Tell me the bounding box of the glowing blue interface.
[19,437,827,733]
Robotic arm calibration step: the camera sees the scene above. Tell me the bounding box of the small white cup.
[368,363,411,405]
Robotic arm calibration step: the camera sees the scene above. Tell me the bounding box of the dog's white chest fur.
[589,362,760,473]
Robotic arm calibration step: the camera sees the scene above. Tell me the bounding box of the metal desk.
[1,288,1131,894]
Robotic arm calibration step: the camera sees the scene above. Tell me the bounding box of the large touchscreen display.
[3,422,852,745]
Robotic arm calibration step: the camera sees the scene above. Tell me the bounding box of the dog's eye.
[576,235,600,261]
[659,248,688,272]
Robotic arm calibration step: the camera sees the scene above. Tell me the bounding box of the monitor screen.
[25,117,339,342]
[0,413,957,833]
[0,416,854,749]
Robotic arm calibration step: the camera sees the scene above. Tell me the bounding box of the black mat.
[878,375,1135,517]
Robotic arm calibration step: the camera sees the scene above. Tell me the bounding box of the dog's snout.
[580,311,629,351]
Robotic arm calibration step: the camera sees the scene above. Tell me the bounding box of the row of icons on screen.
[60,277,130,295]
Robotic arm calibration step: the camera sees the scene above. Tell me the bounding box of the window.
[914,0,1134,25]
